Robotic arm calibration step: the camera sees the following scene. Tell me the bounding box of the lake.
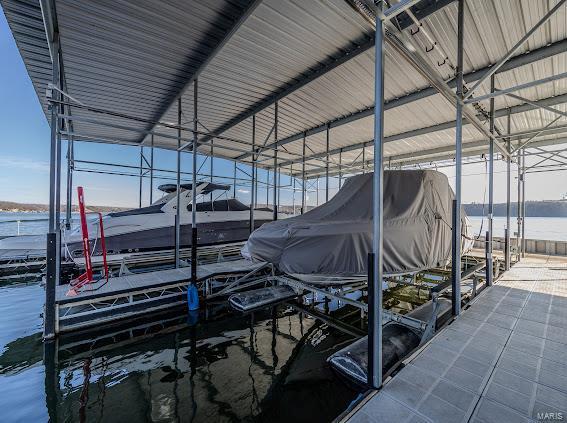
[0,280,365,422]
[0,272,433,422]
[468,216,567,242]
[2,212,566,242]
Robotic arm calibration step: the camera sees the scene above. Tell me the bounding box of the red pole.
[77,186,93,281]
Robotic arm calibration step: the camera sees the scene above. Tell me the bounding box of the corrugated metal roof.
[2,0,567,174]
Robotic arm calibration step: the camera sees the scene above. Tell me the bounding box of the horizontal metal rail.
[276,276,428,331]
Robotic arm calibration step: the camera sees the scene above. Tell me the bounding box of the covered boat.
[242,170,471,277]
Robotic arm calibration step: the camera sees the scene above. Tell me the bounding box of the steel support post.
[254,161,258,208]
[292,173,296,214]
[55,64,63,234]
[486,75,495,286]
[273,102,279,221]
[233,162,237,198]
[362,146,366,174]
[516,151,522,261]
[45,36,60,339]
[266,170,269,206]
[139,146,144,208]
[325,124,330,202]
[54,149,62,228]
[301,134,306,214]
[65,136,73,229]
[521,149,526,257]
[149,135,154,204]
[505,111,511,269]
[191,80,199,284]
[250,115,256,233]
[368,10,385,390]
[175,98,182,268]
[210,141,214,203]
[451,0,464,317]
[316,177,319,206]
[339,148,343,188]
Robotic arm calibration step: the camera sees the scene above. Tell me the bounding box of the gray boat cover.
[242,170,469,276]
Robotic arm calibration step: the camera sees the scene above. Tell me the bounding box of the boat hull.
[65,219,272,257]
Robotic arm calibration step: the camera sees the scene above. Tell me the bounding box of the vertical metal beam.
[139,146,144,208]
[451,0,464,317]
[486,75,495,286]
[233,161,237,198]
[254,161,258,208]
[316,177,319,206]
[191,80,199,284]
[65,136,73,229]
[292,171,296,214]
[523,150,527,256]
[362,146,366,174]
[301,134,306,214]
[273,102,279,221]
[45,35,60,339]
[517,147,522,261]
[175,98,182,268]
[325,124,330,202]
[339,148,343,188]
[149,135,154,204]
[210,141,214,203]
[250,115,256,233]
[266,170,270,206]
[505,110,511,270]
[368,8,385,390]
[55,138,61,230]
[55,59,63,236]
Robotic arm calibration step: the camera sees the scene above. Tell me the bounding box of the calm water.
[0,212,83,237]
[0,271,432,422]
[2,212,567,241]
[0,280,363,422]
[468,216,567,241]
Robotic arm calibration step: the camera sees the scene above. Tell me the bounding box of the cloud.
[237,189,250,194]
[0,156,49,172]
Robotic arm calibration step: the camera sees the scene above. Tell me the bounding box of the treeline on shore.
[0,201,127,213]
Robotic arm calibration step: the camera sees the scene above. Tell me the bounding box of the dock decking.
[345,256,567,423]
[54,259,267,333]
[55,259,265,304]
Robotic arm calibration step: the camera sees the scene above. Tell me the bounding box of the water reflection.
[0,279,434,422]
[35,303,361,422]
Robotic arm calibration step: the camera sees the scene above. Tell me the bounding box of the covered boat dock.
[2,0,567,420]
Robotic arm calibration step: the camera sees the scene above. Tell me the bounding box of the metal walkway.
[54,259,267,333]
[345,257,567,423]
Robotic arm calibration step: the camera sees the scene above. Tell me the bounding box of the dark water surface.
[0,278,369,422]
[0,267,434,423]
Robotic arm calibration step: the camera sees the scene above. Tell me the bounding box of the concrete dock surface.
[345,255,567,423]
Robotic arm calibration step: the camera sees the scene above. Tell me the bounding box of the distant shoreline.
[2,200,567,217]
[0,201,127,213]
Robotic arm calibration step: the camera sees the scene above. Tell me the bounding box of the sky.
[1,8,565,209]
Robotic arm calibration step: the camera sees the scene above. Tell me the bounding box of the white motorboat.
[0,182,275,260]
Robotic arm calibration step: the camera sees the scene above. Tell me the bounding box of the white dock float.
[344,257,567,423]
[54,259,267,333]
